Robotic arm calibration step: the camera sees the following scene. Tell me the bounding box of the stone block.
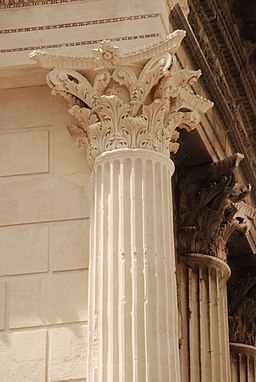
[0,225,48,275]
[0,86,90,174]
[0,86,57,127]
[0,174,89,226]
[52,219,89,271]
[49,325,88,381]
[9,271,88,328]
[52,116,89,176]
[0,330,46,382]
[0,130,49,176]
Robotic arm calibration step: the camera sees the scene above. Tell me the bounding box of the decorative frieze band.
[0,33,160,54]
[0,14,160,34]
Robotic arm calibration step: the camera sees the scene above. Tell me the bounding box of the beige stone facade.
[1,0,256,381]
[0,85,90,381]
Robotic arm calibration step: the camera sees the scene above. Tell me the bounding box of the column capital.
[177,153,255,260]
[31,31,213,167]
[228,273,256,346]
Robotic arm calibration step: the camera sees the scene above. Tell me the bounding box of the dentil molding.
[31,31,213,166]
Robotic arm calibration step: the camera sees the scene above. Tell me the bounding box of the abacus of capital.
[31,30,213,381]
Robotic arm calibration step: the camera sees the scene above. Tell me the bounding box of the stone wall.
[0,85,90,381]
[0,1,174,380]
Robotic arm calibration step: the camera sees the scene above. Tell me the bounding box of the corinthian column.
[177,155,253,382]
[230,344,256,382]
[178,253,231,381]
[32,32,213,381]
[228,261,256,382]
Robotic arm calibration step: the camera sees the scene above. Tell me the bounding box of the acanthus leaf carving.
[228,274,256,346]
[177,154,255,260]
[45,34,213,165]
[112,67,138,108]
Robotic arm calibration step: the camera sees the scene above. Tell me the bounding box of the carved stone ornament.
[167,0,190,16]
[228,274,256,346]
[31,31,213,166]
[177,153,255,260]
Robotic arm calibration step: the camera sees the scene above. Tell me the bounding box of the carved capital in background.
[31,31,213,166]
[228,273,256,346]
[177,153,255,260]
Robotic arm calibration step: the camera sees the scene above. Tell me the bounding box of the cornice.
[231,0,256,44]
[170,4,256,203]
[201,0,256,117]
[190,0,256,146]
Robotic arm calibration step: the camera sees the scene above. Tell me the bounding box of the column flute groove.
[229,270,256,382]
[179,254,231,382]
[177,155,253,382]
[89,150,181,380]
[230,344,256,382]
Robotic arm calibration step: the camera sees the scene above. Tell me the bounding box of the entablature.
[170,2,256,206]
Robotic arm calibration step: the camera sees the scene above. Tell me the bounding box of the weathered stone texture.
[9,272,88,328]
[0,83,90,381]
[0,174,89,226]
[0,226,48,276]
[0,330,46,382]
[0,281,5,330]
[0,130,49,176]
[50,325,88,381]
[52,220,89,271]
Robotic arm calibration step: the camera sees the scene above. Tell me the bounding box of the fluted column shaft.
[178,253,231,382]
[87,148,181,381]
[230,343,256,382]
